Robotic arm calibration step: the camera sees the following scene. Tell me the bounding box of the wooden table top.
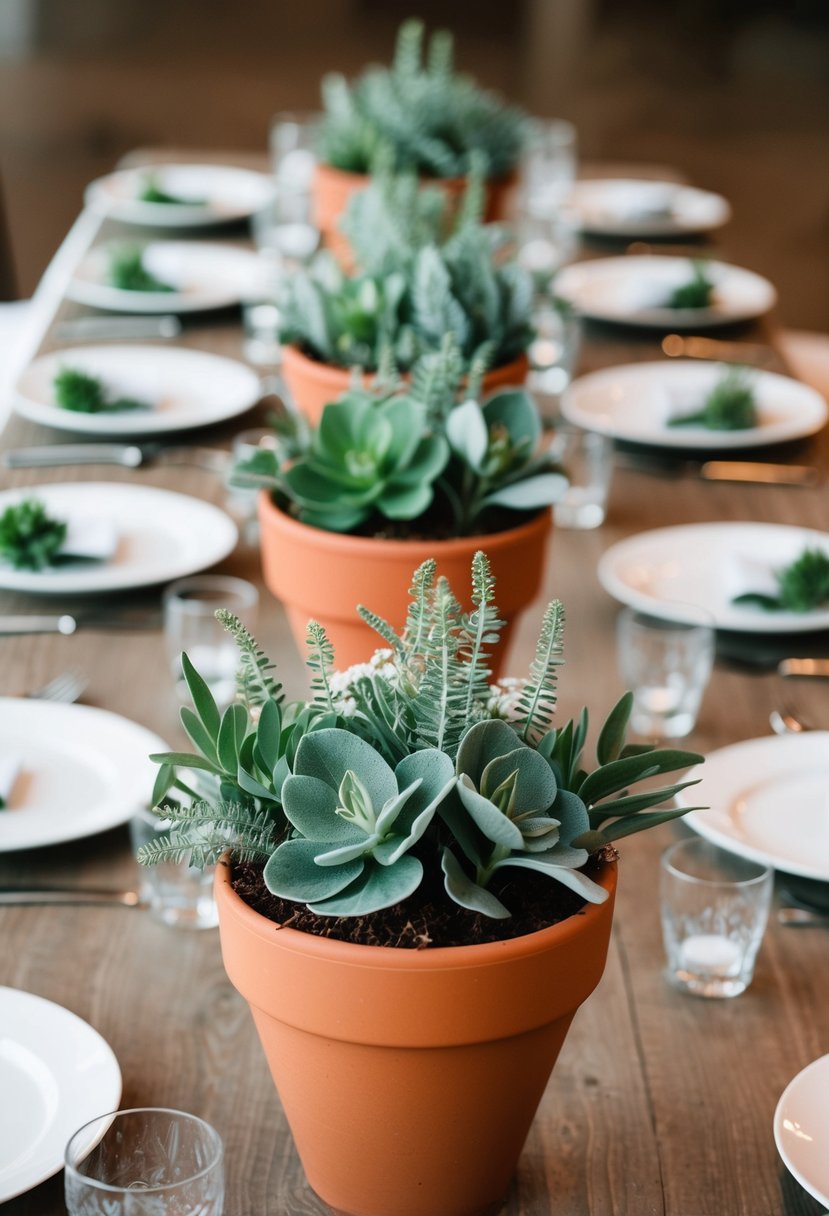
[0,158,827,1216]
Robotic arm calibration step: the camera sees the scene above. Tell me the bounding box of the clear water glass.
[65,1107,223,1215]
[660,838,773,998]
[163,575,259,708]
[519,118,578,217]
[618,607,715,739]
[548,423,613,529]
[269,109,320,191]
[528,301,581,407]
[252,187,319,273]
[130,805,218,931]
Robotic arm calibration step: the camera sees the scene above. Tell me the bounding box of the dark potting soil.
[232,851,612,949]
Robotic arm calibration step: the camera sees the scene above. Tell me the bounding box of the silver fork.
[22,668,88,704]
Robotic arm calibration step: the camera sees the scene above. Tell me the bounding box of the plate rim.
[597,520,829,634]
[13,343,261,437]
[0,985,122,1203]
[679,731,829,882]
[567,178,731,237]
[0,480,238,596]
[561,358,828,450]
[555,254,777,329]
[85,162,275,227]
[0,697,168,851]
[773,1052,829,1208]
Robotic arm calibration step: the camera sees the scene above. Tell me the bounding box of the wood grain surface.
[0,157,826,1216]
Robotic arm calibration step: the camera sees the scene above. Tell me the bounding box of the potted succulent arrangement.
[234,335,564,672]
[141,555,703,1216]
[280,165,534,423]
[313,18,527,259]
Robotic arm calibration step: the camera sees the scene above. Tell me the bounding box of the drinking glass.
[617,607,715,739]
[251,187,319,272]
[269,110,320,191]
[130,805,218,931]
[163,575,259,707]
[528,300,581,406]
[519,118,578,217]
[548,423,613,529]
[660,838,773,998]
[65,1108,223,1215]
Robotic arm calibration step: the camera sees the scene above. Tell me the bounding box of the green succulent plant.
[667,261,714,310]
[668,366,757,430]
[138,175,205,206]
[0,498,67,571]
[318,19,526,180]
[143,553,704,934]
[733,546,829,613]
[281,166,534,376]
[53,367,150,414]
[232,341,565,538]
[109,247,173,293]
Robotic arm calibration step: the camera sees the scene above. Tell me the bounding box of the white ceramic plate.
[562,360,828,450]
[15,345,261,437]
[565,179,731,238]
[555,256,777,330]
[678,733,829,882]
[0,987,122,1202]
[0,481,237,595]
[67,241,264,313]
[775,1054,829,1207]
[598,522,829,633]
[85,163,275,227]
[0,698,165,851]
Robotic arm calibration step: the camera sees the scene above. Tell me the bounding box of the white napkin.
[0,757,21,808]
[60,517,118,563]
[723,553,779,604]
[599,183,677,223]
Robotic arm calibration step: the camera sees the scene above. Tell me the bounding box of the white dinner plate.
[0,698,165,851]
[0,481,237,595]
[555,256,777,330]
[774,1054,829,1208]
[67,241,264,313]
[0,987,122,1202]
[15,345,261,437]
[565,179,731,238]
[85,163,275,227]
[562,360,828,450]
[678,733,829,882]
[598,522,829,633]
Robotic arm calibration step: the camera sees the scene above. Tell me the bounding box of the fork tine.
[29,668,88,704]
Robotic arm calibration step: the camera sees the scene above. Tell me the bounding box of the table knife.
[0,887,146,907]
[0,610,161,635]
[777,658,829,678]
[3,443,232,474]
[700,461,821,487]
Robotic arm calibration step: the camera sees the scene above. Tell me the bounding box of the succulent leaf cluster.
[53,367,150,414]
[144,554,703,926]
[318,19,526,180]
[0,498,67,571]
[232,343,565,537]
[668,366,757,431]
[733,546,829,613]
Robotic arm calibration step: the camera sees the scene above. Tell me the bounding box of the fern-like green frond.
[401,558,437,658]
[137,800,279,869]
[306,620,337,712]
[216,610,283,710]
[356,606,404,655]
[410,575,468,754]
[457,550,503,722]
[516,600,565,744]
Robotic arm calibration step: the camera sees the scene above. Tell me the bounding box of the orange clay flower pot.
[216,857,617,1216]
[257,494,551,678]
[281,343,530,428]
[312,161,516,267]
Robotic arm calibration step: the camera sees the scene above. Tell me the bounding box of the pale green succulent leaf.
[491,853,608,903]
[446,398,488,470]
[263,839,365,902]
[282,773,363,843]
[441,846,510,918]
[309,854,423,915]
[457,774,525,848]
[293,728,399,812]
[483,474,567,511]
[480,746,558,815]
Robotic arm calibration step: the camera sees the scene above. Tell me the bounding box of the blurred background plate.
[566,178,731,237]
[85,162,275,226]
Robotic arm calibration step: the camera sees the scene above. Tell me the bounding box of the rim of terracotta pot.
[282,343,529,390]
[216,855,616,972]
[259,491,551,558]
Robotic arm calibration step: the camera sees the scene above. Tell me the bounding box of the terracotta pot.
[216,858,617,1216]
[257,494,551,678]
[281,343,530,427]
[312,161,516,266]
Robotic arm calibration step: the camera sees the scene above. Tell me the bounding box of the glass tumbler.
[617,607,715,739]
[548,423,613,529]
[65,1107,223,1215]
[660,838,773,998]
[269,110,320,192]
[163,575,259,708]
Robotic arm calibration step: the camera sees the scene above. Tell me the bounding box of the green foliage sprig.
[668,261,715,310]
[318,19,526,180]
[138,175,205,206]
[144,553,703,926]
[0,498,67,571]
[734,547,829,613]
[53,367,151,414]
[668,366,757,430]
[110,248,174,293]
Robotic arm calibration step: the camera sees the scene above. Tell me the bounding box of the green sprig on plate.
[0,498,67,571]
[668,261,714,310]
[110,248,174,293]
[54,367,151,414]
[138,175,206,207]
[734,547,829,613]
[668,367,758,430]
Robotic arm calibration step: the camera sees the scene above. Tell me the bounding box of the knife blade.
[0,614,78,635]
[777,658,829,679]
[700,461,821,487]
[3,443,232,474]
[0,887,146,907]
